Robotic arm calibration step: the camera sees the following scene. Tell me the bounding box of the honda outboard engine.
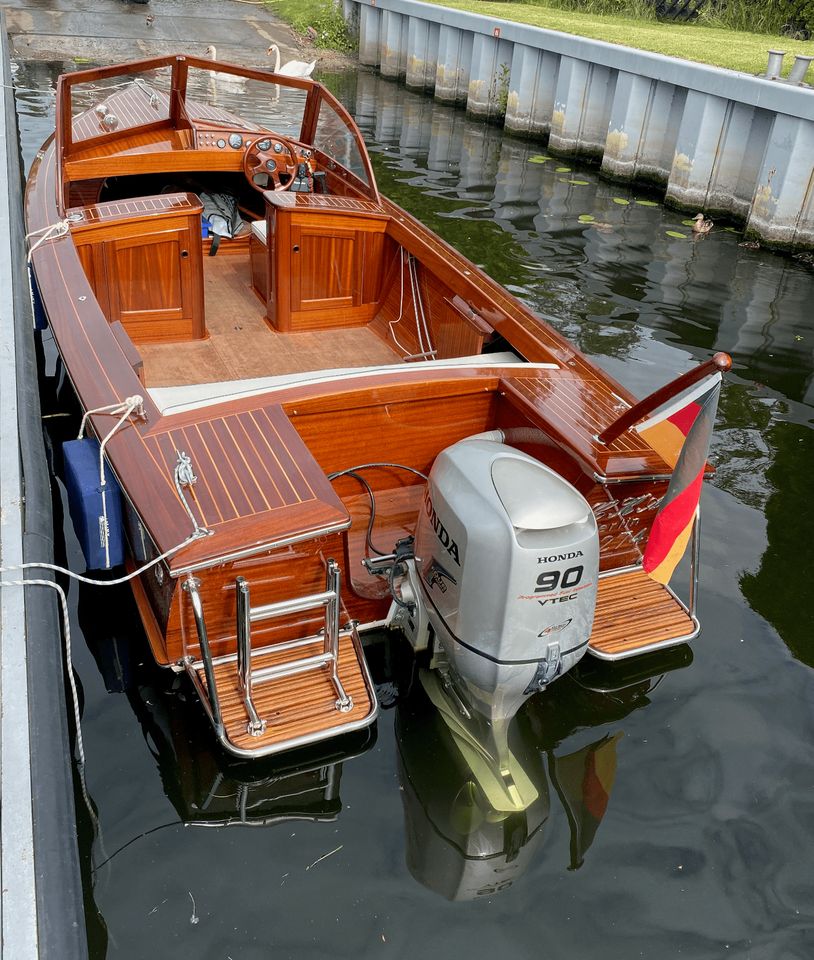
[404,438,599,723]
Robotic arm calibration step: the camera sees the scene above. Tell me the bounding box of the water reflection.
[386,641,692,900]
[84,598,691,905]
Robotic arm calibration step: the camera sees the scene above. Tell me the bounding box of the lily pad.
[682,219,698,227]
[555,166,571,173]
[724,226,739,233]
[635,199,659,207]
[527,155,550,164]
[612,198,630,206]
[665,230,688,239]
[578,214,596,222]
[568,179,590,185]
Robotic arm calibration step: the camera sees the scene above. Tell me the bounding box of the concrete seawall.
[343,0,814,252]
[1,11,87,957]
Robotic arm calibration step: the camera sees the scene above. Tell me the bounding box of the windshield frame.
[56,54,380,209]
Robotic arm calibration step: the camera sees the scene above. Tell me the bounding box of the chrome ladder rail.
[183,575,224,740]
[236,559,353,737]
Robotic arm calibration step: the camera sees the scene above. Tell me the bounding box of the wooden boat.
[26,55,730,760]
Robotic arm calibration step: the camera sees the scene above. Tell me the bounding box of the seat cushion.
[250,219,268,244]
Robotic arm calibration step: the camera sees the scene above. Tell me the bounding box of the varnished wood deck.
[588,569,697,660]
[143,401,350,569]
[140,256,400,387]
[501,370,673,479]
[197,632,375,755]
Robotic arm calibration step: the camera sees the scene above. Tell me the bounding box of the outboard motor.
[397,438,599,723]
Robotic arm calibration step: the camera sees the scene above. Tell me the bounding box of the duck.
[692,212,714,235]
[267,44,317,78]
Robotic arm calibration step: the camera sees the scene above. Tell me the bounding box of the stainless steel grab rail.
[183,575,224,739]
[235,559,353,737]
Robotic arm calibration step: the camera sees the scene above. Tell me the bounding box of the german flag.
[549,732,623,870]
[636,374,722,585]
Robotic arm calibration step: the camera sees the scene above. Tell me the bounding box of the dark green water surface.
[13,61,814,960]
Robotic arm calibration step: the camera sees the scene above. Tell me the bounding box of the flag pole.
[597,352,732,447]
[689,510,700,619]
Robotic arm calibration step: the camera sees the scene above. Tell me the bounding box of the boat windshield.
[67,66,174,141]
[312,96,370,187]
[184,65,309,142]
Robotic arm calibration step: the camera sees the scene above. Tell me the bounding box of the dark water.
[13,60,814,960]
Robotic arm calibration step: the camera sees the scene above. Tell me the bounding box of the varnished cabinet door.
[290,224,356,313]
[104,224,200,342]
[273,213,387,332]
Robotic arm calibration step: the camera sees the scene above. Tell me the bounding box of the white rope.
[0,527,208,588]
[410,254,435,358]
[77,394,146,444]
[0,577,85,765]
[25,220,71,262]
[388,249,413,356]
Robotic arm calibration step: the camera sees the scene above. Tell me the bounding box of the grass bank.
[417,0,813,76]
[265,0,357,51]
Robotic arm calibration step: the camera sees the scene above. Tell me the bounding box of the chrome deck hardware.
[182,575,224,740]
[235,559,353,737]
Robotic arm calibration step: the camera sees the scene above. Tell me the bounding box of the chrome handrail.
[183,575,223,738]
[235,558,353,738]
[236,576,265,736]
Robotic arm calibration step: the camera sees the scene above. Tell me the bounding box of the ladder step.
[249,588,335,623]
[252,651,333,684]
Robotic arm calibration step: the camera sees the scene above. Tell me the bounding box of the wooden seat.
[588,569,697,660]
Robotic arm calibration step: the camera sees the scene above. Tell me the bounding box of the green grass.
[264,0,357,51]
[417,0,814,76]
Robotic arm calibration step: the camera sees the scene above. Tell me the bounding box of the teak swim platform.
[26,55,730,759]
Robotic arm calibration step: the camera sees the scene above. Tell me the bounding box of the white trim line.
[149,353,552,416]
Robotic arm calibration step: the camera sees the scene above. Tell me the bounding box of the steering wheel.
[243,136,299,192]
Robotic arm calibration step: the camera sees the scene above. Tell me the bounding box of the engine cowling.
[414,439,599,721]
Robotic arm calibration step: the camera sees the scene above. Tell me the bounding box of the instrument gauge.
[302,149,312,159]
[228,133,243,150]
[273,142,283,154]
[256,139,272,151]
[265,159,277,171]
[216,138,226,149]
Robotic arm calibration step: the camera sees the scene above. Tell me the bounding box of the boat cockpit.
[53,55,528,415]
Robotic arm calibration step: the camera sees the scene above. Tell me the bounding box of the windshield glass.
[312,97,369,185]
[68,66,173,145]
[184,67,308,140]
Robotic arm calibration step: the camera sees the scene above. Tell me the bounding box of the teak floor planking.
[200,633,375,752]
[140,256,401,388]
[588,569,696,660]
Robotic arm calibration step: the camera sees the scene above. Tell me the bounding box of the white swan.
[203,46,246,90]
[267,44,316,78]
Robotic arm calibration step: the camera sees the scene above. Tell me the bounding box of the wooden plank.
[589,569,696,660]
[500,372,674,479]
[143,402,352,572]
